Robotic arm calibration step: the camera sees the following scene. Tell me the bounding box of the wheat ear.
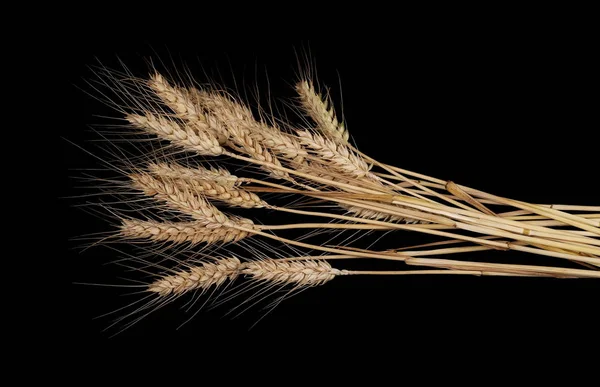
[296,80,349,144]
[128,172,256,231]
[147,258,242,296]
[126,113,223,156]
[147,162,266,208]
[242,259,347,287]
[120,219,252,245]
[296,130,374,180]
[148,162,240,188]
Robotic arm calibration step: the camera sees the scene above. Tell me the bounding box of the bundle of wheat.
[72,62,599,334]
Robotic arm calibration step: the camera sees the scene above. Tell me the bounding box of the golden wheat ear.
[242,259,348,287]
[295,80,349,144]
[127,171,259,233]
[148,162,239,188]
[126,113,224,156]
[120,219,253,245]
[296,130,369,178]
[147,162,266,208]
[147,258,242,296]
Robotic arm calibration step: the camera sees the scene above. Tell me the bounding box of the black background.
[61,19,598,351]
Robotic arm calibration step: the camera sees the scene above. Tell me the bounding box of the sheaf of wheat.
[71,58,600,334]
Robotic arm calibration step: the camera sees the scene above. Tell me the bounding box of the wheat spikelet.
[147,258,242,296]
[126,113,223,156]
[120,218,252,245]
[128,172,256,231]
[296,80,349,144]
[147,163,266,208]
[147,73,228,143]
[242,259,347,287]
